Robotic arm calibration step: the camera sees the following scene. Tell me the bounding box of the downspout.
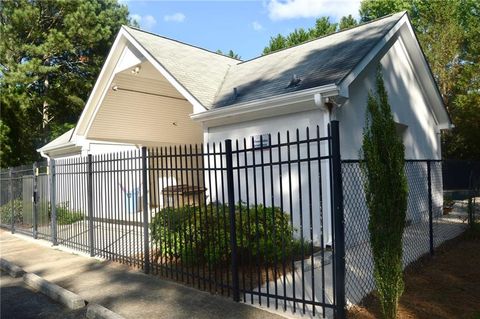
[314,93,344,121]
[313,93,346,247]
[39,150,51,162]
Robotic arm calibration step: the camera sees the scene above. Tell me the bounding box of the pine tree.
[0,0,135,167]
[339,15,358,30]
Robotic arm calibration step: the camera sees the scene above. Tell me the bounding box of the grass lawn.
[348,224,480,319]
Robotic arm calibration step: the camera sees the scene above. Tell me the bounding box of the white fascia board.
[338,13,451,127]
[37,143,82,158]
[83,52,124,139]
[438,123,455,130]
[74,29,128,136]
[37,142,75,153]
[190,84,339,127]
[37,136,135,157]
[338,13,408,98]
[121,28,206,113]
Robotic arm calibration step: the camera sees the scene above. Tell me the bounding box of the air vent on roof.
[233,87,239,100]
[287,74,302,88]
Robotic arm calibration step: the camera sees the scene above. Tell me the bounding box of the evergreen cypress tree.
[362,67,408,319]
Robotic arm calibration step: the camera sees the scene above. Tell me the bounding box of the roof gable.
[123,26,239,108]
[72,11,449,142]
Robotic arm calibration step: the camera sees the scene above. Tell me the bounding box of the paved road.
[0,271,86,319]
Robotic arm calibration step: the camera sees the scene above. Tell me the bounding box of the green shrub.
[150,206,197,263]
[150,203,296,267]
[55,203,84,225]
[235,203,295,263]
[0,199,23,225]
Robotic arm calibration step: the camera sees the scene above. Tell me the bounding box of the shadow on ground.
[0,230,284,319]
[0,271,86,319]
[347,226,480,319]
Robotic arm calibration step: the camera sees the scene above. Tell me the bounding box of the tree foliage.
[0,0,134,167]
[263,16,349,54]
[360,0,480,160]
[362,67,408,319]
[339,15,358,30]
[359,0,411,22]
[216,49,241,60]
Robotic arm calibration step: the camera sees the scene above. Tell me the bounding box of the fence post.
[225,139,240,302]
[87,154,95,257]
[9,168,14,234]
[330,121,346,319]
[141,147,150,274]
[49,160,57,245]
[467,197,474,227]
[33,162,38,239]
[427,160,434,256]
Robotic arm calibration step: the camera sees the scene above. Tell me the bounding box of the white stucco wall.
[202,35,444,249]
[205,107,333,246]
[336,35,441,160]
[338,35,444,263]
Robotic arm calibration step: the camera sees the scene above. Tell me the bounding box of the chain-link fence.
[0,165,36,234]
[342,160,476,307]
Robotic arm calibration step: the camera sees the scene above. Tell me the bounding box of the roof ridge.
[237,11,407,65]
[334,11,407,86]
[122,25,242,62]
[212,63,237,106]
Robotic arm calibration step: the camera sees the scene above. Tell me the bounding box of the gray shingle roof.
[125,12,405,109]
[124,26,239,108]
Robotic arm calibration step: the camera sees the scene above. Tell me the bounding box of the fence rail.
[1,125,478,319]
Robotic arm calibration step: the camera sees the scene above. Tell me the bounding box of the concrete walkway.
[0,229,285,319]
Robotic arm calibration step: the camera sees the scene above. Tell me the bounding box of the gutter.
[37,143,82,160]
[190,84,340,124]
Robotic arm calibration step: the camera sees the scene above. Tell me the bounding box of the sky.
[122,0,362,60]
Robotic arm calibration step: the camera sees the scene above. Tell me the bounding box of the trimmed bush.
[0,199,23,225]
[55,204,84,225]
[150,203,297,266]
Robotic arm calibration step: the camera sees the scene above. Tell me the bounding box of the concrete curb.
[23,273,86,310]
[1,257,126,318]
[0,257,25,278]
[87,303,126,319]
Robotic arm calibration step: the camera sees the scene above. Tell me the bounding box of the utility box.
[162,185,206,208]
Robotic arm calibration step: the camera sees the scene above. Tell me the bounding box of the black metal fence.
[1,122,478,318]
[144,123,343,318]
[0,122,343,318]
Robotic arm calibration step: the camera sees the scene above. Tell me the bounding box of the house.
[37,11,451,246]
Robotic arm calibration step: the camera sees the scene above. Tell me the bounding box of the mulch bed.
[130,245,325,295]
[348,226,480,319]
